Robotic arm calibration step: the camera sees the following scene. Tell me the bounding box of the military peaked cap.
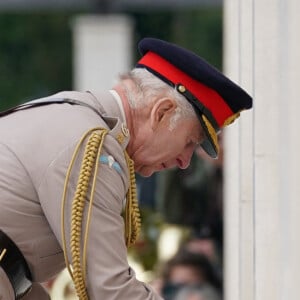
[136,37,253,158]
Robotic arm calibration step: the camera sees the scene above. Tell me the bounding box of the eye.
[186,139,196,148]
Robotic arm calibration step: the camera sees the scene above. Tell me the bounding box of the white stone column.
[224,0,300,299]
[72,14,134,91]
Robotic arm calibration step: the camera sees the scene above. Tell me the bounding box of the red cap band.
[138,51,233,127]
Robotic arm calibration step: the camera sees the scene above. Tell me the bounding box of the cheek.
[134,133,184,166]
[135,145,166,168]
[133,143,157,166]
[155,138,184,159]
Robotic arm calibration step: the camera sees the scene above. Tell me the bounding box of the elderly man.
[0,38,252,299]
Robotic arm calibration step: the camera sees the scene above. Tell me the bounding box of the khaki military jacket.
[0,91,162,299]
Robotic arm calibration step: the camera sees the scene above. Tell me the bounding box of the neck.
[112,82,137,158]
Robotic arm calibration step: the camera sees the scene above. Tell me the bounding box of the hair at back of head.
[119,68,196,130]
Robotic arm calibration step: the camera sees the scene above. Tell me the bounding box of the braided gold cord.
[61,128,107,300]
[61,128,141,300]
[82,130,107,279]
[124,152,141,247]
[70,131,107,300]
[61,128,104,280]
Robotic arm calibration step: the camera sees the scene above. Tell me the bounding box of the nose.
[177,147,194,169]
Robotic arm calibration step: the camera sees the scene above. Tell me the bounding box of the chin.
[137,170,153,178]
[136,168,154,178]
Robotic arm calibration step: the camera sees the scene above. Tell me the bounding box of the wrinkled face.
[133,114,204,177]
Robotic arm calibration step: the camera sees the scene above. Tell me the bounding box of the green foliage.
[132,8,222,69]
[0,8,222,112]
[170,8,223,69]
[0,13,74,109]
[133,11,175,44]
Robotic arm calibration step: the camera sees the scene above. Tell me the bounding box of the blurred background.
[1,0,300,300]
[0,0,222,108]
[0,0,223,300]
[0,1,224,299]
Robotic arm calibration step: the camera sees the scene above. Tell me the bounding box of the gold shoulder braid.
[124,152,141,247]
[61,127,141,300]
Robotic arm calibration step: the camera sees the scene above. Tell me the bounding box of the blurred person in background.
[0,38,251,299]
[159,249,222,300]
[157,132,225,294]
[181,226,224,279]
[174,285,221,300]
[160,132,224,258]
[184,234,220,266]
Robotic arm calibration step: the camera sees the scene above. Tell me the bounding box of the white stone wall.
[224,0,300,299]
[72,14,133,91]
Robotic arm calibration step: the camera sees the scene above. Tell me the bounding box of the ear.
[150,98,177,130]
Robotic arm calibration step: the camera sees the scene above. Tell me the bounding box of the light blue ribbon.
[99,155,122,174]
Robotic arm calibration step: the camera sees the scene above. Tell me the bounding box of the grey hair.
[119,68,196,130]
